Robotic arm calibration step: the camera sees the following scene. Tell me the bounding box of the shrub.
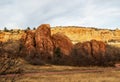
[33,27,36,30]
[0,41,23,82]
[4,27,9,32]
[26,27,31,30]
[0,54,23,82]
[53,47,62,64]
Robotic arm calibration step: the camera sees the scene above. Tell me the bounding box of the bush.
[106,45,120,63]
[53,47,62,64]
[0,54,23,82]
[0,41,23,82]
[26,27,31,30]
[0,54,22,75]
[4,27,9,32]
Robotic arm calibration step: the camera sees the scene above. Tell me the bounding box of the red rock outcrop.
[35,24,54,62]
[75,40,106,57]
[73,40,106,66]
[91,40,106,58]
[21,24,73,64]
[52,33,73,56]
[20,30,36,59]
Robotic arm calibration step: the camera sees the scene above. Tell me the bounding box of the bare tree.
[0,42,23,82]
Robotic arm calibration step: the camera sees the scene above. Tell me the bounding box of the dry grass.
[14,61,120,82]
[1,59,120,82]
[18,72,120,82]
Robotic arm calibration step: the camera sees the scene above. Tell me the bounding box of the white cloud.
[0,0,120,30]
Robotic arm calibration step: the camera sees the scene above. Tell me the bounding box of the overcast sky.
[0,0,120,30]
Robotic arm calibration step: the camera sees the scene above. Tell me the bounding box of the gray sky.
[0,0,120,29]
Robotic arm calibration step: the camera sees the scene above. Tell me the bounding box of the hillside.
[0,26,120,44]
[51,26,120,43]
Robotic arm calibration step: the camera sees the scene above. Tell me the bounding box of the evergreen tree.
[26,27,30,30]
[33,27,36,30]
[4,27,9,32]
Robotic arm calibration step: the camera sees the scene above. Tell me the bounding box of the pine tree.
[4,27,9,32]
[26,27,30,30]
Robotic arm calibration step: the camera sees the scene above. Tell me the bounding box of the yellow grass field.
[19,72,120,82]
[19,64,120,82]
[1,60,119,82]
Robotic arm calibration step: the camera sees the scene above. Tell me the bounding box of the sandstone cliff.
[0,26,120,44]
[51,27,120,43]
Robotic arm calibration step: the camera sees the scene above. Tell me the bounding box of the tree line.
[2,27,36,32]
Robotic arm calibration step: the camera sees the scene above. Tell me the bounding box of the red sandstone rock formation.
[35,24,54,62]
[21,30,36,58]
[91,40,106,58]
[21,24,73,64]
[73,40,106,66]
[52,33,73,56]
[75,40,106,57]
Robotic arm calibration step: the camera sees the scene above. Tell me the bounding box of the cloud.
[0,0,120,30]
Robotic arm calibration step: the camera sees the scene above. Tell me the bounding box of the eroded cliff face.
[51,27,120,43]
[0,26,120,43]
